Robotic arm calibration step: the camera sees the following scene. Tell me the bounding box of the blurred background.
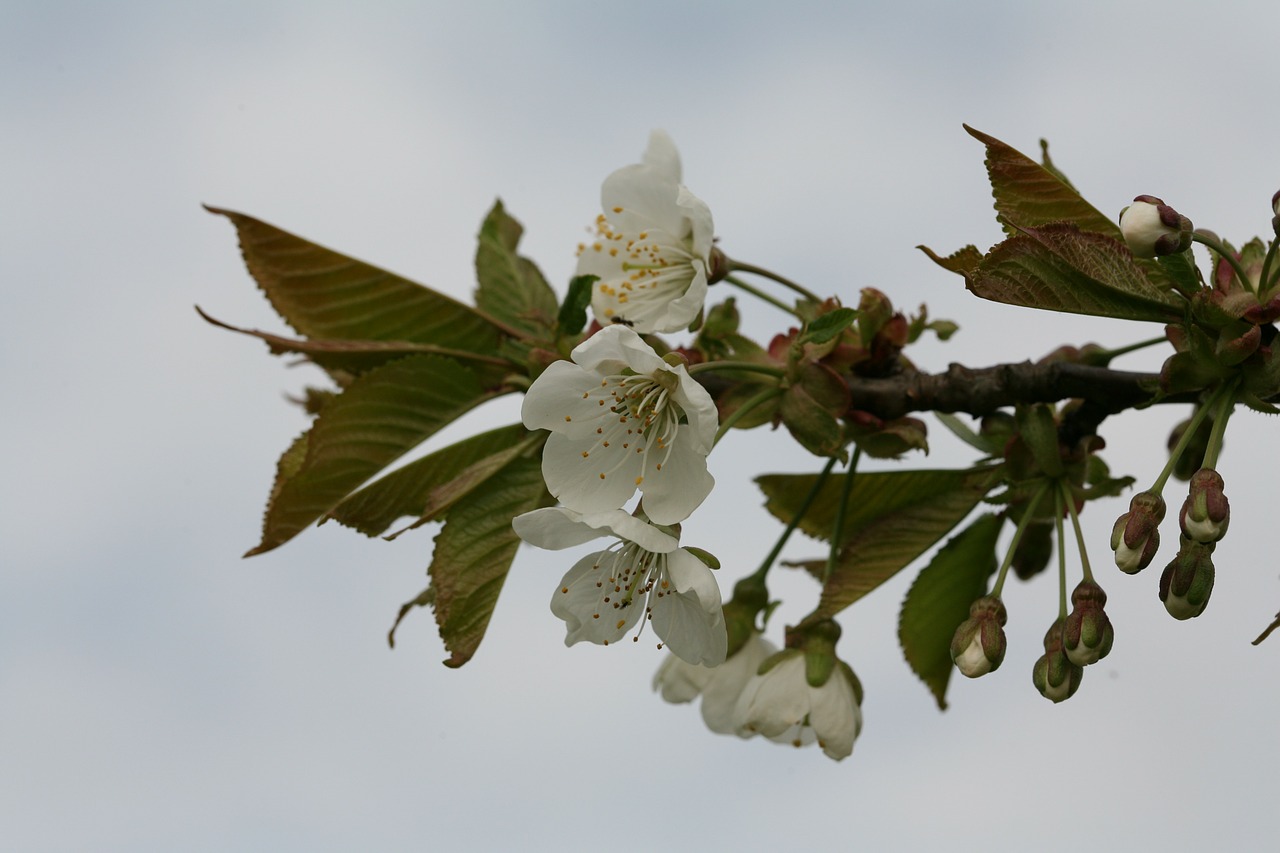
[4,1,1278,850]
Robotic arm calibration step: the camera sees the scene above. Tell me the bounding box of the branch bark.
[846,361,1160,421]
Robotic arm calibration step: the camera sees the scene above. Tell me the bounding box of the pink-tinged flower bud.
[1159,537,1216,620]
[949,595,1008,678]
[1063,581,1114,666]
[1032,619,1082,703]
[1110,491,1166,574]
[1118,195,1193,258]
[1179,468,1229,543]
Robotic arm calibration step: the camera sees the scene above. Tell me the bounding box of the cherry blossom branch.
[842,361,1164,423]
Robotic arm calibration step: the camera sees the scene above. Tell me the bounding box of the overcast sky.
[5,2,1279,851]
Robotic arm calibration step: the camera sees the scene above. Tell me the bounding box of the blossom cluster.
[513,132,727,667]
[511,133,864,760]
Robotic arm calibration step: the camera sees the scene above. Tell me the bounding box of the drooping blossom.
[732,649,863,761]
[512,506,727,667]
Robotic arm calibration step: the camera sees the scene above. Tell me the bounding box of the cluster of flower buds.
[1111,465,1231,619]
[1118,195,1193,258]
[949,595,1008,677]
[1032,618,1083,703]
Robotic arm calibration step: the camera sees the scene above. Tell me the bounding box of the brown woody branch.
[848,361,1160,419]
[847,361,1170,443]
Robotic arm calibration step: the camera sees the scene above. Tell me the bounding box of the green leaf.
[325,423,536,536]
[898,513,1004,710]
[964,125,1117,236]
[246,355,500,556]
[558,275,597,335]
[207,206,508,352]
[800,307,858,345]
[426,457,553,667]
[475,200,560,337]
[973,224,1184,322]
[195,307,514,377]
[759,466,1002,617]
[779,383,844,457]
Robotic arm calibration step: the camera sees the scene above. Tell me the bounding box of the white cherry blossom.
[521,324,717,525]
[576,130,715,334]
[733,650,863,761]
[512,507,727,667]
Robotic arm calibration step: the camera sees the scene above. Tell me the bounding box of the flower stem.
[1093,336,1168,363]
[713,387,782,446]
[1054,486,1068,620]
[689,360,785,379]
[1201,380,1238,470]
[1150,391,1223,494]
[1258,237,1280,299]
[748,456,839,582]
[726,258,823,303]
[1193,231,1255,294]
[823,447,863,585]
[990,483,1050,599]
[723,274,803,318]
[1059,479,1093,584]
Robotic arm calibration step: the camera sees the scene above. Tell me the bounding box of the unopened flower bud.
[1110,491,1166,574]
[1032,619,1082,703]
[1159,537,1216,620]
[1118,195,1193,258]
[949,595,1008,678]
[1179,468,1229,543]
[1272,189,1280,236]
[1063,581,1114,666]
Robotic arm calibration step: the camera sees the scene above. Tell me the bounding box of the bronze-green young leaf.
[898,513,1004,710]
[325,423,539,537]
[964,125,1117,237]
[973,224,1184,322]
[426,457,554,667]
[195,307,516,377]
[207,205,510,352]
[246,355,501,556]
[760,466,1001,617]
[474,200,560,337]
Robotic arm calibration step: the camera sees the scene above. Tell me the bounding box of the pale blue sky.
[4,2,1279,850]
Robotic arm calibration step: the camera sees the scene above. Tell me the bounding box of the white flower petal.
[637,435,715,525]
[807,669,861,761]
[642,129,682,184]
[513,507,677,553]
[651,654,713,704]
[734,653,810,738]
[648,550,727,667]
[571,325,666,376]
[601,164,688,239]
[520,361,616,439]
[540,432,643,514]
[700,634,777,735]
[551,551,644,647]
